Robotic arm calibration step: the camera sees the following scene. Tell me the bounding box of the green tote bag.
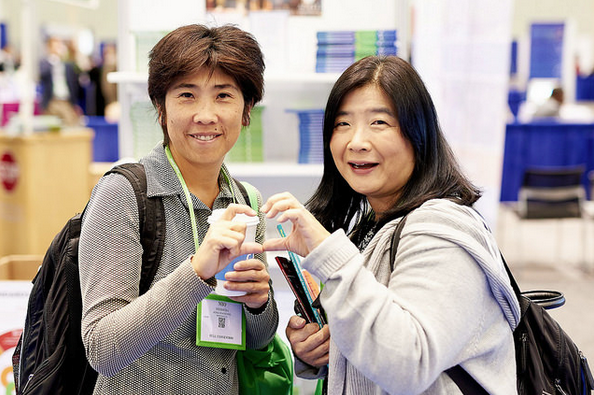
[237,334,294,395]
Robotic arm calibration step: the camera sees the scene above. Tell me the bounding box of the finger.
[229,294,269,309]
[311,349,330,366]
[304,333,330,357]
[318,324,331,342]
[274,207,309,226]
[305,324,330,345]
[261,192,295,214]
[263,194,302,219]
[228,283,270,309]
[224,263,269,284]
[206,220,246,241]
[218,203,258,221]
[227,256,265,272]
[215,234,245,258]
[268,203,304,221]
[225,276,269,294]
[223,259,269,286]
[206,222,248,249]
[237,241,264,257]
[290,324,329,366]
[262,237,287,252]
[287,321,321,344]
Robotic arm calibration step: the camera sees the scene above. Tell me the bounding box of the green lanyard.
[165,145,237,251]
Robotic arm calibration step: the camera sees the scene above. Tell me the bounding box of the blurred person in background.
[39,36,82,126]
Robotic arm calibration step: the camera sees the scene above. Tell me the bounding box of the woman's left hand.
[224,256,270,309]
[261,192,330,258]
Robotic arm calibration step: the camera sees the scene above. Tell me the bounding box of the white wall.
[118,0,401,74]
[114,0,405,161]
[412,0,514,229]
[2,0,592,222]
[2,0,594,70]
[1,0,119,49]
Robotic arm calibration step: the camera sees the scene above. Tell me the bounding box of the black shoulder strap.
[445,366,489,395]
[105,163,165,295]
[389,214,409,271]
[389,211,489,395]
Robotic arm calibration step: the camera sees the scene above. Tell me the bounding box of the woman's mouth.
[190,133,219,141]
[349,162,378,170]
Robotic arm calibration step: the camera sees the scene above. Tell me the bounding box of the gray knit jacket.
[297,199,520,395]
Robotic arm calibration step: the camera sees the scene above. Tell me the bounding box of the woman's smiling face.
[163,67,246,172]
[330,84,415,214]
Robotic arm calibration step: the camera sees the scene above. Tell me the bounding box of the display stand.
[0,129,93,257]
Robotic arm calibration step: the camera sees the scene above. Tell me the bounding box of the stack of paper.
[227,105,264,162]
[316,30,398,73]
[287,109,324,164]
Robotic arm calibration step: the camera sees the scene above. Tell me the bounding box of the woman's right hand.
[261,192,330,258]
[191,204,262,280]
[286,315,330,368]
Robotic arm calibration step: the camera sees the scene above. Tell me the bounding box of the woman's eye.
[334,121,349,128]
[178,92,194,99]
[372,119,388,125]
[217,92,232,99]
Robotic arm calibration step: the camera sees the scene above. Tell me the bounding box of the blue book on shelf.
[317,30,397,45]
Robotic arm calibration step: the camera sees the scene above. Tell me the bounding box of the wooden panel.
[0,129,93,256]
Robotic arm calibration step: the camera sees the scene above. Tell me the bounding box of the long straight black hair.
[306,56,481,233]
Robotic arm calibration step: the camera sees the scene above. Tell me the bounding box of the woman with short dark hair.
[79,24,278,394]
[148,24,265,146]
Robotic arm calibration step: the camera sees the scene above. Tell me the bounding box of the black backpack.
[391,214,594,395]
[12,163,166,395]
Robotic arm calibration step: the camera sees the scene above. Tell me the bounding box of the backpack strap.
[389,214,409,271]
[105,163,165,295]
[389,211,489,395]
[235,179,259,211]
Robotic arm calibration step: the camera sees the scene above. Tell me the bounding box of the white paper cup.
[207,210,259,296]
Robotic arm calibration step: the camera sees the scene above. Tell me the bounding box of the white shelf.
[107,71,147,84]
[226,162,323,178]
[91,162,324,180]
[107,71,340,85]
[265,72,340,85]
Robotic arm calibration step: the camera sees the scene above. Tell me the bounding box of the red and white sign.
[0,280,33,394]
[0,151,19,192]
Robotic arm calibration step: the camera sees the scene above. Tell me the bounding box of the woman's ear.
[155,104,165,126]
[158,111,165,126]
[156,105,170,145]
[242,102,254,126]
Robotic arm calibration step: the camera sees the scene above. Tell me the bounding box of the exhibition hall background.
[1,1,594,394]
[2,0,594,235]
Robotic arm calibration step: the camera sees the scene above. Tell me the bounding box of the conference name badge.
[196,294,246,350]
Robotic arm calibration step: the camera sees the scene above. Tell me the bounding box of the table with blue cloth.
[576,74,594,101]
[500,121,594,201]
[84,116,119,162]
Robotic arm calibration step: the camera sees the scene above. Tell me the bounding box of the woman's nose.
[192,100,217,124]
[347,128,371,151]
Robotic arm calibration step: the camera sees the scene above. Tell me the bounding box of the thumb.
[262,237,287,252]
[288,315,307,328]
[239,241,263,256]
